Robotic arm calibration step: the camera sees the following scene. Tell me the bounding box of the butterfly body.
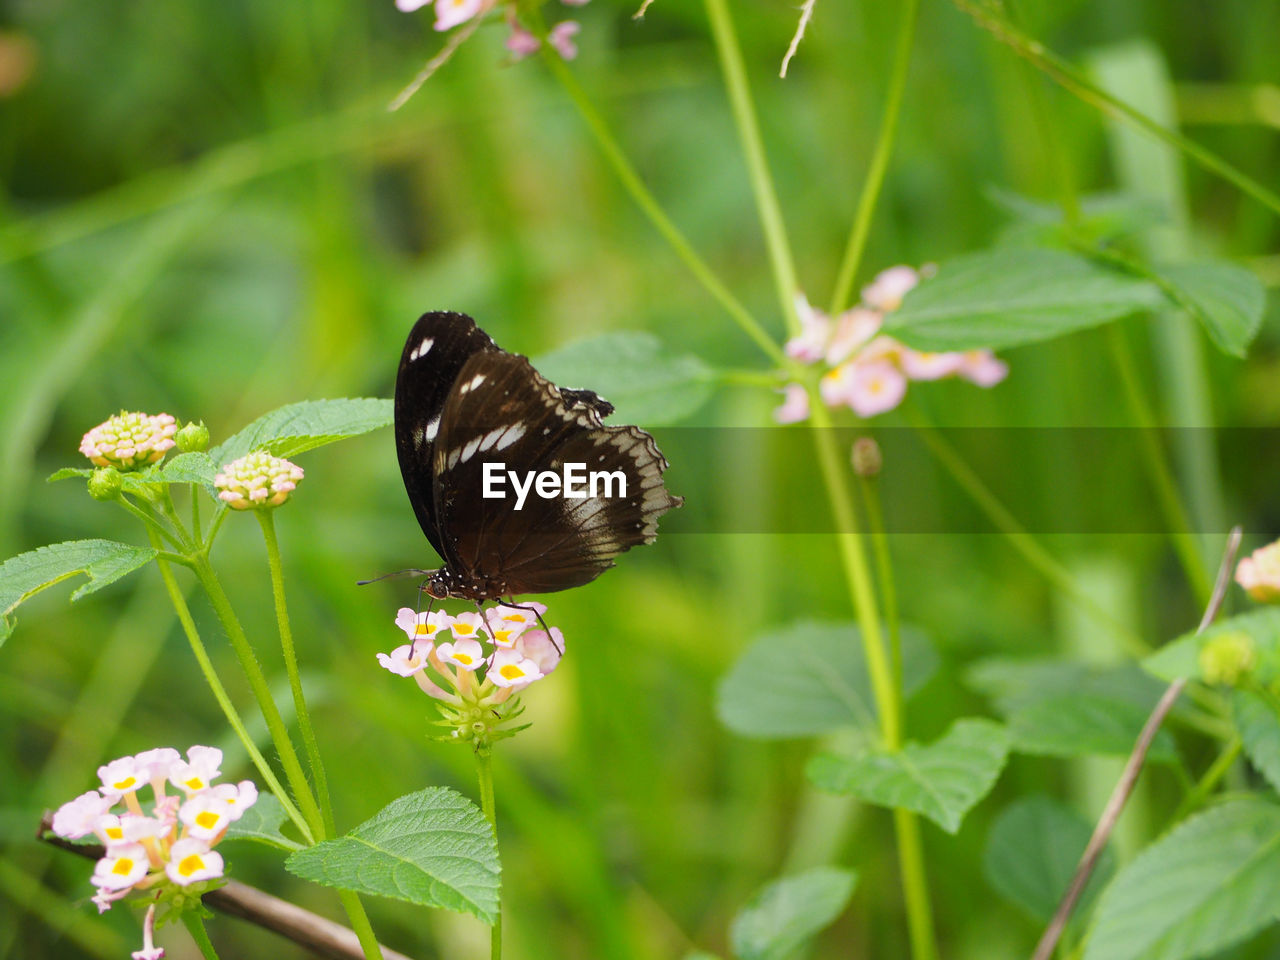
[394,311,682,602]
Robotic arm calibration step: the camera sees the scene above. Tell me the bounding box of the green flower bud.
[87,467,123,501]
[1198,631,1257,687]
[175,420,210,453]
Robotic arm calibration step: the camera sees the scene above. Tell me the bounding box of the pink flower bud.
[214,451,305,510]
[1237,541,1280,604]
[79,412,178,471]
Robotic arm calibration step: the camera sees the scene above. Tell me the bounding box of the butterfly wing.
[431,350,682,595]
[393,311,499,560]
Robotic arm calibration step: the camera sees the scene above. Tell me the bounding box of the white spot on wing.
[478,427,507,452]
[494,423,527,451]
[424,417,440,442]
[409,337,435,361]
[460,373,487,394]
[460,436,482,463]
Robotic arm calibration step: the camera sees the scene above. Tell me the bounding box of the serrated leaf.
[210,398,393,465]
[729,867,857,960]
[1145,608,1280,686]
[885,248,1160,351]
[1084,799,1280,960]
[716,621,938,739]
[0,540,157,644]
[1008,693,1177,763]
[47,467,93,483]
[285,787,499,922]
[808,718,1010,833]
[157,452,218,487]
[983,795,1114,923]
[1234,689,1280,796]
[990,188,1165,246]
[534,332,713,426]
[967,658,1168,718]
[222,793,302,852]
[1151,261,1266,358]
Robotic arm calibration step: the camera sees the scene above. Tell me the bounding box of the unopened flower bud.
[214,451,303,510]
[1198,631,1257,687]
[175,420,210,453]
[80,412,178,471]
[851,437,882,478]
[88,467,123,501]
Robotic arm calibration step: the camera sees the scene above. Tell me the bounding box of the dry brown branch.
[1030,526,1242,960]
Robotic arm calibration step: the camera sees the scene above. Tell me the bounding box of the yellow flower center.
[184,777,205,790]
[111,858,135,876]
[454,652,474,665]
[415,623,435,636]
[494,629,513,643]
[178,854,205,878]
[504,614,528,623]
[113,777,136,790]
[105,826,124,841]
[195,811,221,830]
[454,624,475,636]
[498,665,525,680]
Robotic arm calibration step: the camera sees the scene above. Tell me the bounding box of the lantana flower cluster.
[777,265,1009,423]
[50,747,255,957]
[378,603,564,741]
[395,0,586,60]
[214,451,304,510]
[79,412,178,470]
[1236,539,1280,605]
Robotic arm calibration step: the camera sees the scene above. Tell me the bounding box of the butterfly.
[393,311,683,603]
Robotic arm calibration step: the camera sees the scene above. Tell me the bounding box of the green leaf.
[222,793,302,852]
[716,621,938,739]
[0,540,157,644]
[983,795,1114,923]
[729,867,857,960]
[990,188,1165,245]
[1008,693,1178,763]
[1234,689,1280,796]
[1145,608,1280,686]
[157,452,218,487]
[47,467,93,483]
[808,718,1010,833]
[534,332,713,426]
[285,787,500,922]
[885,248,1159,351]
[1084,798,1280,960]
[210,398,393,465]
[1150,261,1266,358]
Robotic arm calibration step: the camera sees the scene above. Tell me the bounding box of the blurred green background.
[1,0,1278,957]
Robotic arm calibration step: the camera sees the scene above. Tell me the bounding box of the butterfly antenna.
[356,568,433,586]
[409,595,435,660]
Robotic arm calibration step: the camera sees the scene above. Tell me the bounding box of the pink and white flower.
[396,0,433,10]
[377,643,432,677]
[98,756,147,798]
[773,383,810,425]
[396,607,450,644]
[785,293,831,363]
[52,790,114,839]
[132,748,181,787]
[91,844,150,891]
[179,794,236,841]
[485,604,540,647]
[957,350,1009,388]
[488,648,544,689]
[1237,540,1280,604]
[434,0,483,31]
[447,611,487,641]
[549,20,580,59]
[899,349,964,381]
[165,839,224,886]
[79,412,178,470]
[506,23,540,58]
[205,780,258,819]
[861,265,920,312]
[515,628,565,676]
[825,308,881,366]
[214,451,304,510]
[169,746,222,795]
[437,637,485,670]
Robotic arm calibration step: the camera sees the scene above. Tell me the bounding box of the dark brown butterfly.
[393,311,683,602]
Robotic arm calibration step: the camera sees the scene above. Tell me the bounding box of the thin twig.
[38,820,414,960]
[779,0,816,78]
[388,18,482,112]
[632,0,656,19]
[1030,526,1242,960]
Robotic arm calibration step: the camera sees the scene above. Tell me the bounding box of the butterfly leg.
[500,599,562,655]
[410,584,435,660]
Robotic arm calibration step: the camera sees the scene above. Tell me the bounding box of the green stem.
[861,475,902,694]
[904,403,1149,656]
[538,43,784,365]
[808,403,938,959]
[116,496,185,550]
[1104,326,1213,607]
[477,748,501,960]
[148,531,313,842]
[703,0,801,337]
[182,912,221,960]
[191,553,326,836]
[951,0,1280,218]
[336,891,387,960]
[1171,736,1241,822]
[257,510,334,836]
[828,0,921,314]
